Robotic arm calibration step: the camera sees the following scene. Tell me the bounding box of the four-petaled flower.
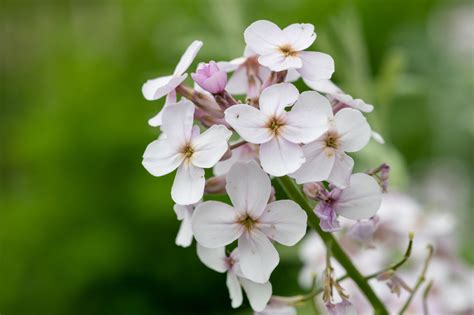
[197,245,272,312]
[244,20,334,81]
[192,161,307,283]
[225,83,329,176]
[142,100,231,205]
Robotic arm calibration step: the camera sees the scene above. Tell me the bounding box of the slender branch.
[422,280,434,315]
[276,176,389,314]
[398,245,434,314]
[229,140,247,150]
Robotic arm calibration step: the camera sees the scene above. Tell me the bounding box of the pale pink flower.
[142,100,231,205]
[192,161,307,283]
[326,299,357,315]
[197,245,272,312]
[254,298,297,315]
[225,83,329,176]
[244,20,334,80]
[191,61,227,94]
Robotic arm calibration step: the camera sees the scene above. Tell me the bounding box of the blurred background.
[1,0,472,314]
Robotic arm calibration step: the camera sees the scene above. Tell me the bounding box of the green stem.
[277,176,388,314]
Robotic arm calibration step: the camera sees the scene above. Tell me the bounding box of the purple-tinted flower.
[377,270,412,297]
[325,299,356,315]
[192,61,228,94]
[347,215,380,244]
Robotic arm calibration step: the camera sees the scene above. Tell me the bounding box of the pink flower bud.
[204,175,227,194]
[191,61,227,94]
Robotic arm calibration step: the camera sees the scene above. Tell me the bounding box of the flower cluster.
[141,20,386,313]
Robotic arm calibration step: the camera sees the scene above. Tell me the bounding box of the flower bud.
[204,175,227,194]
[191,61,227,94]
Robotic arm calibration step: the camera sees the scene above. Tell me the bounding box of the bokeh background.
[1,0,472,314]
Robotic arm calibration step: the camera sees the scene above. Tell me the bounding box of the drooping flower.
[173,203,199,247]
[376,270,412,297]
[191,61,228,94]
[225,83,329,176]
[290,101,371,188]
[142,100,231,205]
[314,173,383,232]
[325,299,357,315]
[347,216,380,245]
[244,20,334,81]
[197,245,272,312]
[192,161,307,283]
[142,40,202,126]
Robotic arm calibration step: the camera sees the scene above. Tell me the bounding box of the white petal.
[335,173,382,220]
[142,74,187,101]
[196,244,227,273]
[226,161,271,218]
[148,90,176,127]
[226,67,248,95]
[174,204,194,247]
[371,131,385,144]
[142,138,183,177]
[327,152,354,189]
[191,125,232,168]
[330,93,374,112]
[213,144,257,176]
[334,108,371,152]
[290,140,335,184]
[244,20,283,55]
[238,229,279,283]
[258,200,307,246]
[161,99,195,145]
[259,83,299,117]
[239,277,272,312]
[259,137,305,177]
[282,23,316,51]
[282,91,331,144]
[285,68,301,82]
[224,105,272,144]
[192,200,243,247]
[227,272,243,308]
[259,53,303,72]
[303,79,342,94]
[171,163,205,205]
[297,51,334,81]
[217,57,246,72]
[173,40,203,76]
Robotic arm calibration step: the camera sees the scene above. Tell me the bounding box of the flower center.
[182,145,194,159]
[266,117,285,135]
[239,215,257,231]
[324,132,340,149]
[279,44,298,57]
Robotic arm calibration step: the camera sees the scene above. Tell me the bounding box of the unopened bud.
[204,175,226,194]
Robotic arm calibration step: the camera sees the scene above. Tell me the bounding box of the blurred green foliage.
[1,0,472,314]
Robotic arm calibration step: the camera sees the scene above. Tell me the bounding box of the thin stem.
[422,280,434,315]
[229,140,247,150]
[398,245,434,314]
[276,176,389,314]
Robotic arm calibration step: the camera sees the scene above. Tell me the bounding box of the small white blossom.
[244,20,334,81]
[192,161,307,283]
[197,245,272,312]
[225,83,329,176]
[142,100,231,205]
[173,203,199,247]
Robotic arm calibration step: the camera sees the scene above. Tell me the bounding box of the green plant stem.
[277,176,389,314]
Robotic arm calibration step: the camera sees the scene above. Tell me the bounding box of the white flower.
[192,161,307,283]
[254,299,297,315]
[225,83,329,176]
[142,100,231,205]
[290,101,371,188]
[213,143,258,176]
[173,203,199,247]
[142,40,203,126]
[244,20,334,80]
[197,245,272,312]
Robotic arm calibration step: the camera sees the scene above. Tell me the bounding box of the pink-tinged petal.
[282,23,316,51]
[303,79,342,94]
[213,143,257,176]
[226,67,248,95]
[334,108,371,152]
[171,163,205,205]
[224,105,272,144]
[226,161,271,218]
[173,40,203,76]
[282,91,331,144]
[290,139,335,184]
[239,277,272,312]
[238,229,279,283]
[174,204,194,247]
[142,74,187,101]
[161,100,195,145]
[196,244,227,273]
[260,137,305,177]
[297,51,335,81]
[330,93,374,112]
[227,271,243,308]
[256,300,297,315]
[192,201,243,247]
[217,57,246,72]
[285,68,301,82]
[258,200,307,246]
[259,53,302,71]
[327,152,354,189]
[335,173,382,220]
[148,90,177,127]
[244,20,283,55]
[259,83,299,117]
[142,138,183,177]
[191,125,232,168]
